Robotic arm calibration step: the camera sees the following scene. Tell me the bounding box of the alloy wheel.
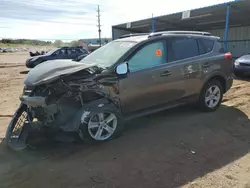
[205,85,221,108]
[87,112,117,141]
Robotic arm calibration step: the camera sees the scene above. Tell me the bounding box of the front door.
[118,40,186,115]
[54,49,67,59]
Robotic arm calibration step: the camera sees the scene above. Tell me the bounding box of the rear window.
[198,39,214,54]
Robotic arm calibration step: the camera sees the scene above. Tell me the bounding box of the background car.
[234,54,250,77]
[73,53,89,62]
[25,46,90,68]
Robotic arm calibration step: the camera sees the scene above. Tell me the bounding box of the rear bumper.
[225,77,233,93]
[234,65,250,75]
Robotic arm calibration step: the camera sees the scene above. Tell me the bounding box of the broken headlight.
[22,85,34,96]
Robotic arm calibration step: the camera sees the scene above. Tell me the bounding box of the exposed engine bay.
[6,59,123,151]
[20,67,117,132]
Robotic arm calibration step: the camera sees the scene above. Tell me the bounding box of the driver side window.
[127,41,165,72]
[53,50,60,56]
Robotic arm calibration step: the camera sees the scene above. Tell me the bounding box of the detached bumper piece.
[20,96,47,107]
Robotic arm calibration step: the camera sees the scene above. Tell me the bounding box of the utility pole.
[97,5,101,47]
[152,13,155,33]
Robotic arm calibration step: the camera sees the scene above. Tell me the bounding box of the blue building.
[112,0,250,58]
[79,38,112,45]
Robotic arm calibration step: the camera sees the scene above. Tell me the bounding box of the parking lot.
[0,52,250,188]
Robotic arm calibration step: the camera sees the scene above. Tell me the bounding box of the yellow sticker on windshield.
[155,49,162,56]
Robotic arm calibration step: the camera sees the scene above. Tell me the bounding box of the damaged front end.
[20,67,119,134]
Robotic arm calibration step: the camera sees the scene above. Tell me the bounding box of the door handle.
[202,63,210,68]
[160,70,171,77]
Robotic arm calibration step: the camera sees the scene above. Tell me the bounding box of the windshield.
[80,41,137,67]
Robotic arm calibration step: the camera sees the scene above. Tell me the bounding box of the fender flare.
[201,72,227,92]
[61,98,120,132]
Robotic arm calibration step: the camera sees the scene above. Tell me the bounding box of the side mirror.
[116,62,128,75]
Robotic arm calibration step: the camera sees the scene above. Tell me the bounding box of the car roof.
[116,31,220,43]
[115,35,149,43]
[60,46,85,49]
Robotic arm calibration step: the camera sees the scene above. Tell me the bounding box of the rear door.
[167,37,203,97]
[64,48,74,59]
[68,48,86,59]
[68,48,85,59]
[119,40,186,114]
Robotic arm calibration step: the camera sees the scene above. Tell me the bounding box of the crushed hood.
[28,54,45,61]
[24,59,96,86]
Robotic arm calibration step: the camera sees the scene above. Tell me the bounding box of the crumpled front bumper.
[20,85,47,107]
[19,95,47,107]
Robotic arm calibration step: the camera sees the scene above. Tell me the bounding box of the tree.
[70,40,79,47]
[54,40,63,47]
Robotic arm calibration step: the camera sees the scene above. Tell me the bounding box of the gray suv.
[6,31,233,150]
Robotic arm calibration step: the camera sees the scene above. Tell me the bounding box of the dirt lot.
[1,53,250,188]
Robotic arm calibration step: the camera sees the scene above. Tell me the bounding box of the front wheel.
[198,79,223,112]
[5,104,31,151]
[79,109,124,143]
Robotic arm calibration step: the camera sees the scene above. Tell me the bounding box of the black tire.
[198,79,223,112]
[5,104,31,151]
[79,106,124,143]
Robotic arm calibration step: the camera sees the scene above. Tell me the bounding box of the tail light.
[224,52,232,60]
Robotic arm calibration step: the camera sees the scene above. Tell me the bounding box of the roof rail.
[148,31,211,38]
[119,33,149,39]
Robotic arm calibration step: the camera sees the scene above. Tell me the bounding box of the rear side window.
[198,39,214,54]
[217,42,225,53]
[168,38,199,62]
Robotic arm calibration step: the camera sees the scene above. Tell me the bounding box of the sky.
[0,0,232,41]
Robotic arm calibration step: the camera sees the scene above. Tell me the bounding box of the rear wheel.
[198,79,223,112]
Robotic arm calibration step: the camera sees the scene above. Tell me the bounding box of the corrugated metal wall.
[112,28,132,40]
[208,26,250,57]
[112,26,250,57]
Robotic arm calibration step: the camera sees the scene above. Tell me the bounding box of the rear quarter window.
[198,38,214,54]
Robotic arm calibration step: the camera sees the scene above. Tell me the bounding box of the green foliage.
[0,38,52,46]
[69,40,80,47]
[53,40,80,47]
[53,40,63,47]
